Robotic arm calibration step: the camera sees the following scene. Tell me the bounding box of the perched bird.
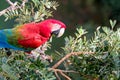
[0,19,66,55]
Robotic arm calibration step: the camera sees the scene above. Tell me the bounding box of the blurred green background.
[0,0,120,52]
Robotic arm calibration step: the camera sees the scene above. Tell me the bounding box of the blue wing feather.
[0,30,24,50]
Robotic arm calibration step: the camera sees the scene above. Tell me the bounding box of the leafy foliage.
[56,20,120,80]
[0,0,58,80]
[3,0,58,24]
[0,51,56,80]
[0,0,120,80]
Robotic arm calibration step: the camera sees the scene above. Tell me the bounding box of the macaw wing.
[18,34,48,48]
[0,41,23,50]
[0,30,24,50]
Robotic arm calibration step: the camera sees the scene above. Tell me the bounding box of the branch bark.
[52,51,94,69]
[0,0,28,16]
[49,68,78,80]
[50,51,95,80]
[6,0,14,6]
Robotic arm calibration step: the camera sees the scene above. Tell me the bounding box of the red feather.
[15,19,66,48]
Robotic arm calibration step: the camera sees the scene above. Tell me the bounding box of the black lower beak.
[52,29,60,36]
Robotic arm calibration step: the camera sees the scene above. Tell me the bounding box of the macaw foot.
[38,53,53,62]
[26,47,53,62]
[26,42,52,62]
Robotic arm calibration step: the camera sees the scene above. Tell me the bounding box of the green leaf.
[110,20,117,29]
[2,64,18,80]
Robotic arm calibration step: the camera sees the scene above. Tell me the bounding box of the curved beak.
[52,28,65,37]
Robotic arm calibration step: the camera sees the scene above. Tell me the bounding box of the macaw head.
[38,19,66,38]
[50,19,66,37]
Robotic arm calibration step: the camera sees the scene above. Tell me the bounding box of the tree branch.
[59,71,71,80]
[54,71,61,80]
[52,51,94,69]
[6,0,14,6]
[0,0,28,16]
[50,51,94,80]
[49,68,77,80]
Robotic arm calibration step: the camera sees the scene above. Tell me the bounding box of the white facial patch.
[51,24,61,32]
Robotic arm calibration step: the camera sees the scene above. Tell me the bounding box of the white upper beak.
[57,28,65,37]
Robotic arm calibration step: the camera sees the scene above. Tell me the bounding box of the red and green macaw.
[0,19,66,55]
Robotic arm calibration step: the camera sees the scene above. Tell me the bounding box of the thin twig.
[50,68,78,73]
[52,51,94,69]
[59,71,71,80]
[50,68,75,80]
[50,51,95,80]
[50,67,98,80]
[21,0,28,7]
[0,0,28,16]
[6,0,14,6]
[54,71,61,80]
